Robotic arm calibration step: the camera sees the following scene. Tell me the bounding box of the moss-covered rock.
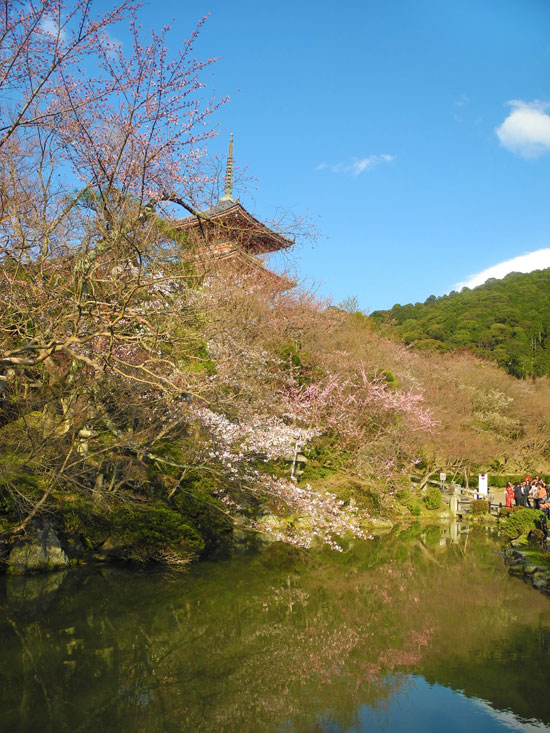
[7,528,69,575]
[172,488,232,555]
[111,504,205,562]
[531,571,550,591]
[504,547,550,593]
[60,499,112,550]
[0,457,43,520]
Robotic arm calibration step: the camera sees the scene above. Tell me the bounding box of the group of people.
[505,475,549,513]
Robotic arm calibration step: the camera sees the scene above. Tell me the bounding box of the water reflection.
[1,526,549,732]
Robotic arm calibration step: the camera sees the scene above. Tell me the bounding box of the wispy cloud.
[39,17,67,40]
[453,94,469,122]
[471,696,549,733]
[496,100,550,158]
[316,154,395,177]
[454,248,550,291]
[100,29,122,56]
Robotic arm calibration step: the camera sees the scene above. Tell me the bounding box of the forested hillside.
[370,269,550,378]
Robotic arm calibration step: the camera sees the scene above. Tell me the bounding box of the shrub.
[499,507,513,517]
[488,475,522,489]
[301,435,350,482]
[471,499,489,514]
[399,492,422,516]
[382,369,399,389]
[490,474,550,488]
[398,522,423,541]
[500,508,542,538]
[424,526,442,546]
[424,488,442,511]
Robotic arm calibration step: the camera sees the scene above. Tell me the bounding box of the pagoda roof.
[213,246,295,291]
[177,196,294,255]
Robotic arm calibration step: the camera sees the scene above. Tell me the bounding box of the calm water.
[1,523,550,732]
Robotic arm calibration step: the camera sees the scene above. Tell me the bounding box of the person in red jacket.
[505,481,514,508]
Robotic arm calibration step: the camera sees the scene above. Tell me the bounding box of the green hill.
[370,268,550,378]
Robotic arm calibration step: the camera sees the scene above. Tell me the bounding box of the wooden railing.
[439,484,502,516]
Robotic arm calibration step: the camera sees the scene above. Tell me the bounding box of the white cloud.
[100,29,122,56]
[496,100,550,158]
[454,248,550,291]
[316,154,395,176]
[39,17,67,40]
[472,696,549,732]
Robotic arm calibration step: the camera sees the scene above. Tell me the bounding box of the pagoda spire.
[221,132,234,201]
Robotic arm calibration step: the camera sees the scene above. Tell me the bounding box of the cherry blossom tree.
[0,0,227,381]
[0,1,231,528]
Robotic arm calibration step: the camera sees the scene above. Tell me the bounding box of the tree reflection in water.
[1,525,550,732]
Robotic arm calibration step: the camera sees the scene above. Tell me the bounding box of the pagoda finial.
[221,132,234,200]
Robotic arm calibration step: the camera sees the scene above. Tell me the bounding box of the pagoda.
[177,134,294,290]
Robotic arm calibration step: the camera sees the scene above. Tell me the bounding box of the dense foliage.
[424,488,442,511]
[470,499,489,515]
[500,507,543,538]
[371,269,550,378]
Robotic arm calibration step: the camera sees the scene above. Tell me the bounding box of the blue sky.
[103,0,550,311]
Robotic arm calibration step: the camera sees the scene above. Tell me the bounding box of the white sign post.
[478,473,488,496]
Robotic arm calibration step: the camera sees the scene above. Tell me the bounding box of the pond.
[1,523,550,732]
